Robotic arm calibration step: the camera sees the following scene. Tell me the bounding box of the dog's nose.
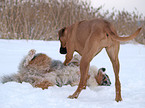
[59,47,67,54]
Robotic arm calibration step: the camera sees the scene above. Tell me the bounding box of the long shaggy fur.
[1,49,109,89]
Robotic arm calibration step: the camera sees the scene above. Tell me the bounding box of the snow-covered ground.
[0,39,145,108]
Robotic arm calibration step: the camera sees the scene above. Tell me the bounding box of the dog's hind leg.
[105,42,122,102]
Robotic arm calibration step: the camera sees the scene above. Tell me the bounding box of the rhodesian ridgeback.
[58,18,142,102]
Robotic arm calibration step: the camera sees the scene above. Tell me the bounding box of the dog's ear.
[58,27,66,38]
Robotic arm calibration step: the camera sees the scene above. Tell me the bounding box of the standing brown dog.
[58,18,141,102]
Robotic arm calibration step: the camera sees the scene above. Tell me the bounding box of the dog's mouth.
[59,46,67,54]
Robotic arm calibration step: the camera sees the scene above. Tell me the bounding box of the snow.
[0,39,145,108]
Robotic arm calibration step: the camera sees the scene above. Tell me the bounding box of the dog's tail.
[1,73,22,84]
[108,26,142,41]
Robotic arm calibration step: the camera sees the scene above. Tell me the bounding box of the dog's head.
[95,68,111,86]
[58,27,67,54]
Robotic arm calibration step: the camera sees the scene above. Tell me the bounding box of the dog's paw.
[115,97,122,102]
[28,49,36,57]
[68,92,80,99]
[24,49,36,67]
[68,95,78,99]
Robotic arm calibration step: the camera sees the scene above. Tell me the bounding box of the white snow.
[0,39,145,108]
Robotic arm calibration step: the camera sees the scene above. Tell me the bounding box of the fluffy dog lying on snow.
[1,49,111,89]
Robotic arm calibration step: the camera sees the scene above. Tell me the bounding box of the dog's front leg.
[63,48,74,66]
[68,56,90,99]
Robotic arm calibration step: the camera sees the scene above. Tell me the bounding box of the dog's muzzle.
[99,68,111,86]
[101,74,111,86]
[59,46,67,54]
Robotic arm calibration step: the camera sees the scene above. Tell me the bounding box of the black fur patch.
[101,68,106,72]
[59,47,67,54]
